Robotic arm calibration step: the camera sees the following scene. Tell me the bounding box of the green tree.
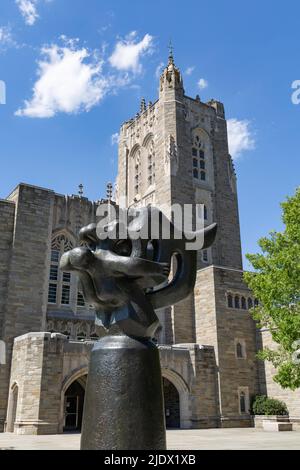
[244,187,300,390]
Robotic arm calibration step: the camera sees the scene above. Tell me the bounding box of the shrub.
[251,395,288,416]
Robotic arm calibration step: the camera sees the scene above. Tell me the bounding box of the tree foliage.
[244,187,300,390]
[251,395,288,416]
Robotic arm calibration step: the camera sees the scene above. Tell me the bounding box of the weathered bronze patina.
[60,206,217,450]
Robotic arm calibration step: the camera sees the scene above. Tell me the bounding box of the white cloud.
[16,40,111,118]
[198,78,208,89]
[16,32,154,118]
[155,62,164,78]
[111,132,119,145]
[16,0,39,26]
[109,32,153,73]
[0,26,15,50]
[227,119,255,159]
[185,66,195,76]
[0,26,12,43]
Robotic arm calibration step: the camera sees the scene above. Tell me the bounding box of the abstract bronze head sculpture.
[60,205,217,450]
[60,206,217,339]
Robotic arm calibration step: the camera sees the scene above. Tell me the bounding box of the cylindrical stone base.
[81,335,166,450]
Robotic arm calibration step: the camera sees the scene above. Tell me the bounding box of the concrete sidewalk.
[0,428,299,450]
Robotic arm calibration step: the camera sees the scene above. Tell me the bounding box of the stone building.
[0,54,299,435]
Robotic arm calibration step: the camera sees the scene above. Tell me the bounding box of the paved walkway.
[0,428,300,450]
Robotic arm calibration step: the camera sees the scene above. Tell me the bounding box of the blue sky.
[0,0,299,268]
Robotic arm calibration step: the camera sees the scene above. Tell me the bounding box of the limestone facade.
[6,332,220,434]
[258,330,300,430]
[0,183,100,432]
[0,55,299,434]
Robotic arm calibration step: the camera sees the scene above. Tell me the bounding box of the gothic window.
[198,204,208,221]
[254,299,259,307]
[48,235,89,311]
[192,131,207,182]
[238,388,249,415]
[236,342,244,359]
[63,272,71,283]
[51,250,60,263]
[61,285,70,305]
[77,291,85,307]
[147,141,155,186]
[48,283,57,304]
[48,246,60,303]
[235,296,240,309]
[202,250,208,263]
[248,298,253,309]
[48,234,74,307]
[240,392,246,413]
[227,294,233,308]
[241,297,247,310]
[50,265,58,281]
[51,234,74,253]
[134,150,141,195]
[61,271,71,305]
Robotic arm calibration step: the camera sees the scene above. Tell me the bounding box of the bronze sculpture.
[60,206,217,450]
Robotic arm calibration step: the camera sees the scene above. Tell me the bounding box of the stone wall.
[0,185,55,431]
[7,333,220,434]
[0,184,104,431]
[46,193,100,332]
[6,333,65,434]
[208,102,243,270]
[0,200,14,338]
[6,333,93,435]
[195,266,259,427]
[160,344,219,429]
[260,329,300,425]
[214,267,259,422]
[0,200,15,431]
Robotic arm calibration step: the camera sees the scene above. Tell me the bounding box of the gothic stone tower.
[117,53,260,427]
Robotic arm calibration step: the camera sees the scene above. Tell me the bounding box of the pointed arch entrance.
[61,370,87,433]
[163,377,180,428]
[64,380,85,432]
[162,368,191,429]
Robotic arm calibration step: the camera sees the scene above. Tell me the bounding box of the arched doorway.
[63,378,86,432]
[163,377,180,429]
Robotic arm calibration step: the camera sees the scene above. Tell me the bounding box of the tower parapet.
[159,50,184,100]
[207,99,225,119]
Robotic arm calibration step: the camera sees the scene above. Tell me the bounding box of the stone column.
[7,332,66,435]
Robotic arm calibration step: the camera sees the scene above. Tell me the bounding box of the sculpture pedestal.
[81,335,166,450]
